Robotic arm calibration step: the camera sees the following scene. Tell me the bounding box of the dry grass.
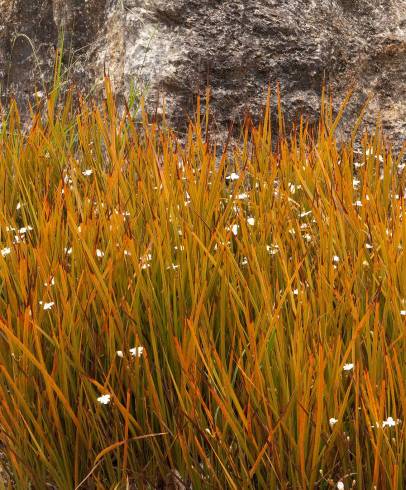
[0,78,405,489]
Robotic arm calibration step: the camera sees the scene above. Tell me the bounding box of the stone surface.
[0,0,405,147]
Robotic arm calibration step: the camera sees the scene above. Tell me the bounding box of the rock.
[0,1,405,147]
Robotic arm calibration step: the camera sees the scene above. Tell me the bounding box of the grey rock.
[0,0,405,147]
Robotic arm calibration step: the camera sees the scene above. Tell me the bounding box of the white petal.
[1,247,11,257]
[382,416,397,428]
[129,346,144,357]
[97,394,111,405]
[226,172,239,181]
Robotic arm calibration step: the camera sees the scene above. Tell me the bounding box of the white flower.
[299,210,312,218]
[343,363,354,371]
[1,247,11,257]
[236,192,248,200]
[365,243,373,250]
[166,263,180,270]
[400,310,406,316]
[231,224,239,236]
[19,226,33,234]
[226,172,239,181]
[97,394,111,405]
[333,255,340,263]
[124,249,131,256]
[382,416,397,428]
[16,202,22,210]
[82,169,93,176]
[247,217,255,226]
[117,347,144,358]
[329,417,338,427]
[64,247,73,255]
[129,346,144,358]
[42,301,55,311]
[96,249,105,258]
[353,200,362,207]
[33,90,44,98]
[266,244,279,255]
[337,482,344,490]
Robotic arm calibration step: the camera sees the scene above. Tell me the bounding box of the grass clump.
[0,79,405,489]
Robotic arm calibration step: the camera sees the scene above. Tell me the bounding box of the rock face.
[0,0,405,146]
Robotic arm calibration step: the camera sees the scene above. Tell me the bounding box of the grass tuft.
[0,78,405,489]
